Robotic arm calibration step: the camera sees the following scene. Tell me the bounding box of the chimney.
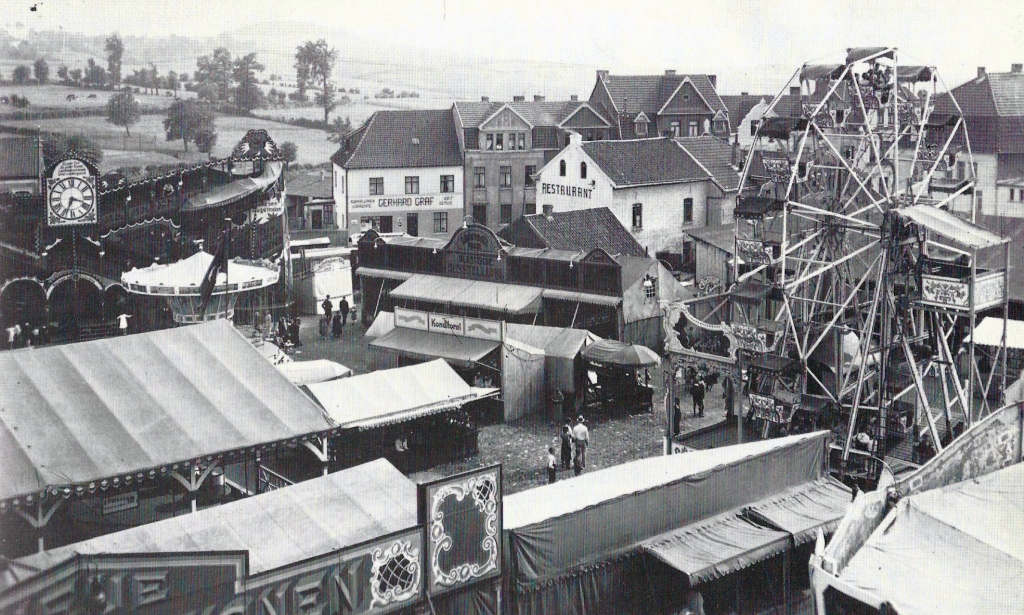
[665,69,676,76]
[513,95,525,102]
[1013,63,1023,74]
[596,69,609,81]
[570,94,578,102]
[708,75,717,89]
[978,67,986,79]
[481,95,490,102]
[534,94,546,102]
[741,91,749,96]
[568,132,583,147]
[731,140,739,166]
[790,86,800,97]
[542,204,554,220]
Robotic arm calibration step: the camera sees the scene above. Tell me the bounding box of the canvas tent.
[506,323,598,395]
[503,432,847,615]
[276,359,352,385]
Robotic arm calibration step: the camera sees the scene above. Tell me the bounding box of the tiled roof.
[498,207,647,257]
[330,109,463,170]
[977,215,1023,301]
[675,136,741,192]
[286,171,333,199]
[581,137,710,187]
[933,71,1024,154]
[452,100,608,128]
[686,224,736,254]
[601,74,726,116]
[720,94,769,125]
[0,136,41,180]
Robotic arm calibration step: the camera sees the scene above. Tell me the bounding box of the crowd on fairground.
[316,295,351,340]
[546,415,591,482]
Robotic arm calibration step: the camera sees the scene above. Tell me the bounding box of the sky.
[6,0,1024,94]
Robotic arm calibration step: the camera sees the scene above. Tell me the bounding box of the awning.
[391,273,543,314]
[845,47,893,63]
[365,310,396,342]
[744,478,852,545]
[747,353,795,374]
[898,205,1007,249]
[370,327,500,367]
[800,64,844,81]
[355,267,413,281]
[582,338,661,367]
[183,161,283,211]
[276,359,352,385]
[731,280,773,303]
[306,359,498,429]
[928,177,974,194]
[967,316,1024,349]
[541,288,622,307]
[0,320,336,505]
[644,510,791,585]
[897,65,933,83]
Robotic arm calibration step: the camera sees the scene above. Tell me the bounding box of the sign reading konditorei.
[350,193,458,212]
[540,182,593,199]
[429,313,465,336]
[395,308,504,341]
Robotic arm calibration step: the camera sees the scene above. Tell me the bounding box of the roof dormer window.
[635,113,649,136]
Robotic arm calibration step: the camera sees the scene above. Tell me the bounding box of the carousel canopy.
[0,320,335,507]
[182,161,283,212]
[121,250,279,296]
[306,359,497,429]
[582,338,660,367]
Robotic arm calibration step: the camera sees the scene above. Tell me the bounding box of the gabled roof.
[675,135,741,192]
[497,207,647,257]
[581,137,711,187]
[0,135,41,180]
[453,100,607,128]
[658,77,715,115]
[599,73,726,116]
[286,171,333,199]
[330,109,463,170]
[720,94,770,126]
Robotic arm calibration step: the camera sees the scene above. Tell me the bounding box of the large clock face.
[48,176,96,221]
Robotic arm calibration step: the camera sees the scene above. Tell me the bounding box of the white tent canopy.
[122,251,279,296]
[276,360,351,385]
[967,316,1024,349]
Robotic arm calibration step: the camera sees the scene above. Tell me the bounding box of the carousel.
[121,249,279,324]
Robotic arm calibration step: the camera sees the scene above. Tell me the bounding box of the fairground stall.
[0,461,506,615]
[503,432,850,615]
[304,359,498,473]
[809,401,1024,615]
[0,320,337,559]
[581,338,661,417]
[0,130,287,342]
[290,244,354,316]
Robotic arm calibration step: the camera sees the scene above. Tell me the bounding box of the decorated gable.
[661,81,711,114]
[481,107,531,131]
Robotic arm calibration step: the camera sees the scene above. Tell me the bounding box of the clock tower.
[45,156,99,227]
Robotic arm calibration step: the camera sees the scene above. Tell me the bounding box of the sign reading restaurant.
[541,182,593,199]
[350,194,458,211]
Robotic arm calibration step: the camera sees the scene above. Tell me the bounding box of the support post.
[14,499,62,553]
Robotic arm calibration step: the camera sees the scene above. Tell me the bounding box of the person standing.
[560,424,574,470]
[318,316,329,339]
[321,295,333,322]
[289,318,302,347]
[691,375,706,417]
[332,312,343,338]
[5,324,15,349]
[339,296,350,330]
[573,449,583,476]
[673,398,682,436]
[546,446,557,484]
[572,415,590,468]
[116,313,131,336]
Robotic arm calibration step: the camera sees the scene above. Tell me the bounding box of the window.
[1010,189,1016,202]
[645,278,657,299]
[500,165,512,187]
[473,204,487,226]
[501,203,512,224]
[976,190,984,207]
[565,134,571,147]
[580,162,587,179]
[713,119,726,133]
[474,167,486,188]
[670,121,681,137]
[518,133,526,150]
[433,211,448,233]
[632,203,642,230]
[750,119,760,137]
[369,177,384,195]
[633,119,646,136]
[559,160,566,176]
[688,121,698,137]
[440,174,455,193]
[486,134,494,150]
[324,204,334,226]
[683,197,693,223]
[405,176,419,194]
[525,165,536,187]
[495,133,504,150]
[524,202,537,215]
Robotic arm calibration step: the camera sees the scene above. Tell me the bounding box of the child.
[573,449,583,476]
[546,446,557,484]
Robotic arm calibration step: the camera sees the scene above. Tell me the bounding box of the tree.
[33,58,48,84]
[196,47,232,102]
[42,133,102,168]
[13,65,30,85]
[57,64,69,83]
[232,52,265,112]
[70,67,83,84]
[163,98,217,153]
[166,70,179,97]
[295,39,339,126]
[326,115,354,143]
[104,34,124,85]
[149,63,160,95]
[280,141,298,164]
[86,59,106,89]
[107,87,140,136]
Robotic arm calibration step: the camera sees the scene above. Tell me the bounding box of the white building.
[332,109,464,239]
[535,134,740,266]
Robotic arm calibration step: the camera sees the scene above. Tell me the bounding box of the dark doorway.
[311,209,324,230]
[472,205,488,227]
[407,213,419,237]
[378,215,394,233]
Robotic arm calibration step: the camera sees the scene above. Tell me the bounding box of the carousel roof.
[121,250,279,296]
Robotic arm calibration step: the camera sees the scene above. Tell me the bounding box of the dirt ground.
[240,316,729,495]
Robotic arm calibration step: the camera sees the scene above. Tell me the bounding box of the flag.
[198,230,229,317]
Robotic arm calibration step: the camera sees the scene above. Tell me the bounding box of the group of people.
[4,322,43,349]
[547,415,590,483]
[319,295,351,340]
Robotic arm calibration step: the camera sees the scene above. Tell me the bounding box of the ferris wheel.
[732,47,1011,479]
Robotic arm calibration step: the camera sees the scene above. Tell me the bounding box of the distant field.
[254,96,457,127]
[0,83,190,111]
[3,114,334,167]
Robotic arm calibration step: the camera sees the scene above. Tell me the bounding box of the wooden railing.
[257,464,295,492]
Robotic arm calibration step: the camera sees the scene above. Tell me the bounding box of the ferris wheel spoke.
[850,75,893,201]
[801,252,882,359]
[811,123,885,214]
[786,239,879,291]
[788,201,881,230]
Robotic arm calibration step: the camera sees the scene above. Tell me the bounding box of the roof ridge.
[345,114,376,167]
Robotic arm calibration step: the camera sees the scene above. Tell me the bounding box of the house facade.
[588,70,730,140]
[332,109,464,239]
[453,96,612,231]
